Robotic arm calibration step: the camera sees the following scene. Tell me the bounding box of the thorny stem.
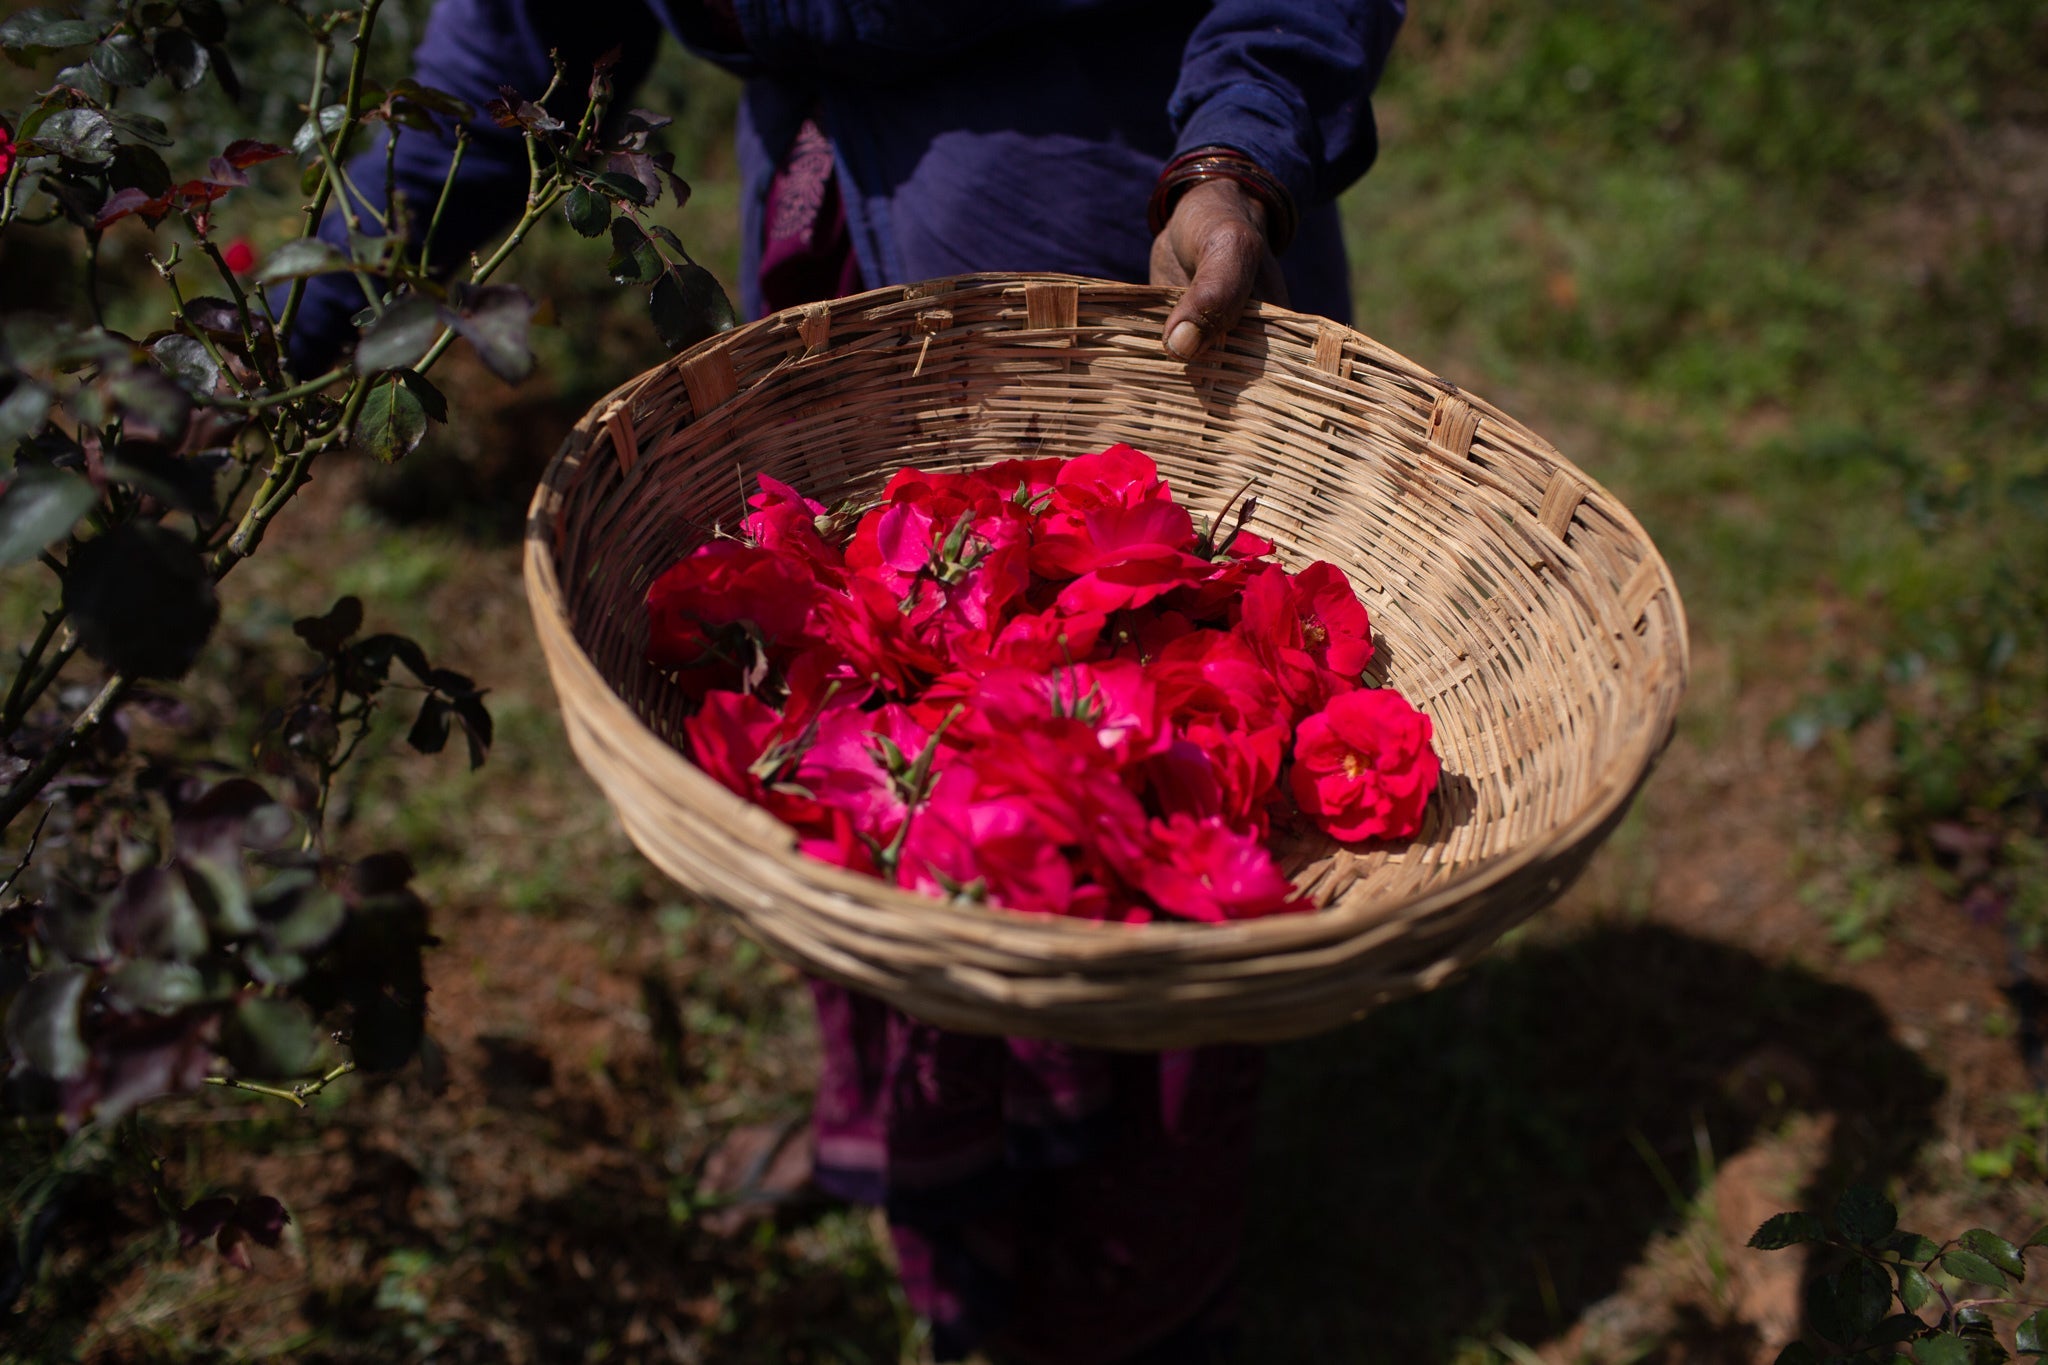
[418,129,468,275]
[204,1060,357,1109]
[383,122,400,230]
[212,382,367,575]
[2,641,82,743]
[0,809,50,898]
[0,150,26,226]
[0,675,133,832]
[413,182,565,375]
[156,253,259,406]
[83,231,106,328]
[2,611,69,734]
[275,39,336,344]
[195,235,266,364]
[214,368,349,413]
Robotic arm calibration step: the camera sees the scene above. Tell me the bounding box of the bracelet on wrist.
[1146,146,1300,255]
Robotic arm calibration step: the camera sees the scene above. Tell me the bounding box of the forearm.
[1168,0,1406,208]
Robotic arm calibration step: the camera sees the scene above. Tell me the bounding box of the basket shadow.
[1242,920,1942,1362]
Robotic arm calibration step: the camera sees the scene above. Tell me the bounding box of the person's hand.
[1149,177,1289,360]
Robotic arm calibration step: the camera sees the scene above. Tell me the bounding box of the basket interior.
[541,279,1685,921]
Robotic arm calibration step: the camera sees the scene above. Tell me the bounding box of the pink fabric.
[758,117,864,314]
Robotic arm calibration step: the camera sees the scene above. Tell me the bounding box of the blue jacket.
[294,0,1404,364]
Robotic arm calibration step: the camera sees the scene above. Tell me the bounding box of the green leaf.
[105,111,173,149]
[4,967,91,1080]
[263,884,345,954]
[649,260,738,353]
[1838,1258,1894,1340]
[291,103,347,158]
[606,218,660,285]
[1807,1271,1850,1346]
[151,334,220,396]
[102,443,219,517]
[90,31,153,86]
[1941,1250,2009,1288]
[254,238,351,285]
[242,945,307,987]
[1751,1211,1829,1251]
[151,28,208,92]
[108,959,206,1013]
[2017,1309,2048,1355]
[1918,1338,1972,1365]
[34,108,117,166]
[1837,1187,1899,1245]
[205,42,238,100]
[107,364,191,439]
[564,186,610,237]
[386,78,473,120]
[0,464,93,568]
[40,897,112,964]
[356,376,427,462]
[352,297,443,375]
[1960,1230,2025,1281]
[0,9,98,51]
[1772,1344,1822,1365]
[1898,1264,1937,1314]
[1870,1313,1929,1346]
[63,521,219,679]
[108,145,173,203]
[0,377,54,450]
[223,997,323,1080]
[445,284,534,383]
[1886,1232,1946,1263]
[395,370,447,423]
[178,0,228,45]
[53,61,110,102]
[591,170,652,206]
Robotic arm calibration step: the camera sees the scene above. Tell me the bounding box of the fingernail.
[1167,321,1203,359]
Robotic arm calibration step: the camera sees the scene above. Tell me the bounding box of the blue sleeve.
[285,0,661,374]
[1167,0,1405,208]
[723,0,1131,78]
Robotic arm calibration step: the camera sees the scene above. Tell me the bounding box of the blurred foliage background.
[4,0,2047,1360]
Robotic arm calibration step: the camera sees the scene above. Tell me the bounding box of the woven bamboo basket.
[524,274,1688,1048]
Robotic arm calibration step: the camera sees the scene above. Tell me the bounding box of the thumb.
[1162,217,1264,361]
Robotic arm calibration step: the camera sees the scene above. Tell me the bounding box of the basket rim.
[523,273,1690,959]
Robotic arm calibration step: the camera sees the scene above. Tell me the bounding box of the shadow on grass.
[289,1161,904,1365]
[1245,921,1941,1362]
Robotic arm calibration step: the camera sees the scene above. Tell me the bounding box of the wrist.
[1147,146,1299,254]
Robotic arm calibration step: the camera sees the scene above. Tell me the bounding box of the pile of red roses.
[646,445,1440,924]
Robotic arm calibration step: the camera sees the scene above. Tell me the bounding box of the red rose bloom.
[1289,687,1440,842]
[646,540,821,672]
[648,451,1441,925]
[1138,813,1307,922]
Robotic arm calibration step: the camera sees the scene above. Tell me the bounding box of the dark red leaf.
[201,157,248,188]
[220,139,286,169]
[232,1195,290,1247]
[178,1196,234,1249]
[95,186,167,230]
